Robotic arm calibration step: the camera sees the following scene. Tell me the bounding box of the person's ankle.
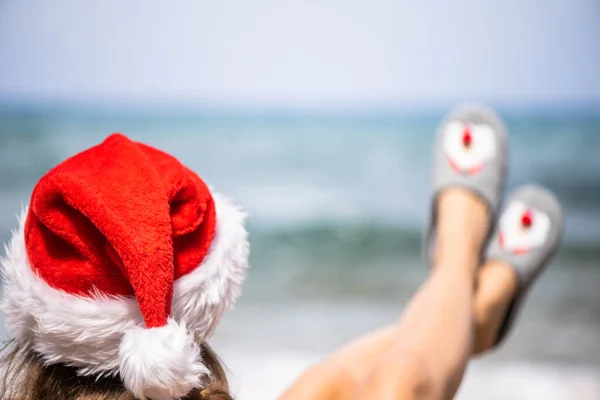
[437,189,489,235]
[433,188,490,271]
[472,261,519,354]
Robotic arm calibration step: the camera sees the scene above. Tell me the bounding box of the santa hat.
[0,134,249,400]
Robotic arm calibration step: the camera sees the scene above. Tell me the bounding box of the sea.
[0,104,599,399]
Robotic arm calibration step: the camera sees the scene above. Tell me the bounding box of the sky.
[0,0,599,109]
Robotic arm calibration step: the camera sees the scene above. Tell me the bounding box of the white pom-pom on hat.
[119,319,209,400]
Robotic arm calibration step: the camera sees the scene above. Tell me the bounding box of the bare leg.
[309,260,518,386]
[280,191,518,400]
[472,260,518,354]
[352,188,489,399]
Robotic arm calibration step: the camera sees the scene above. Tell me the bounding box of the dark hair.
[0,340,232,400]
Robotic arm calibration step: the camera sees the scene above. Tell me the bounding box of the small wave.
[248,223,600,269]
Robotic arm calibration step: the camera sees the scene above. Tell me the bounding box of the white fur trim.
[0,192,249,380]
[119,319,209,400]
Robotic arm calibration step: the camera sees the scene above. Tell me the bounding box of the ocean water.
[0,106,599,399]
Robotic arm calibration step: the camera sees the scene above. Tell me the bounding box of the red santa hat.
[0,134,249,400]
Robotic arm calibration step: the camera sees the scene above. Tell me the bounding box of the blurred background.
[1,1,599,399]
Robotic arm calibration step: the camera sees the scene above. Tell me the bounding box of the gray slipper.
[486,185,564,345]
[424,103,509,265]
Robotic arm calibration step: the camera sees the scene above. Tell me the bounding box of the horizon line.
[1,97,600,117]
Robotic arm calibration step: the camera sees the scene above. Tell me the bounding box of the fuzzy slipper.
[486,185,564,345]
[424,103,509,265]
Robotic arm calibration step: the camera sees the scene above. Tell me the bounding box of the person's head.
[0,134,249,399]
[0,340,231,400]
